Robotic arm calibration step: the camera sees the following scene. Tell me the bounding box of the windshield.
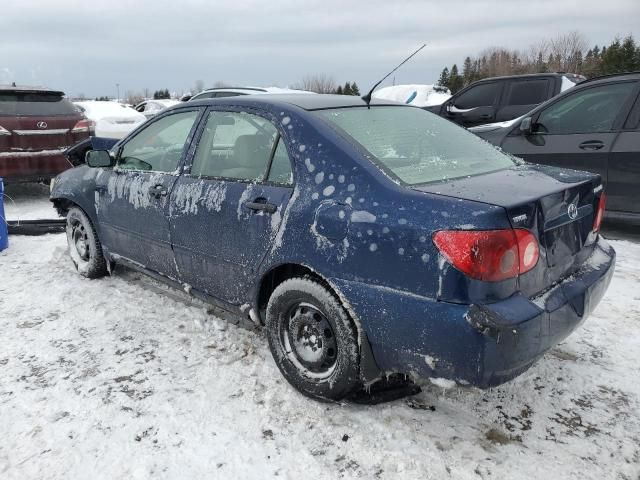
[316,106,516,185]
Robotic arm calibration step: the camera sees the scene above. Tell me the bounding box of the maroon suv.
[0,86,94,182]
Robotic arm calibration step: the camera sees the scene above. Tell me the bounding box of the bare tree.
[213,80,230,88]
[548,31,587,72]
[194,79,205,93]
[294,74,337,94]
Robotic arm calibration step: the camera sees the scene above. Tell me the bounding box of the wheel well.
[51,198,74,217]
[257,264,332,317]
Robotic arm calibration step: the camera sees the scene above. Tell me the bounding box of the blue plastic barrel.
[0,178,8,251]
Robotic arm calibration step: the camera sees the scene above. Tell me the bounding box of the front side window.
[506,79,550,106]
[118,110,199,172]
[316,106,516,185]
[454,82,501,109]
[536,82,636,134]
[191,111,278,181]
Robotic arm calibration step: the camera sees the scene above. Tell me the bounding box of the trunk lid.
[414,164,602,296]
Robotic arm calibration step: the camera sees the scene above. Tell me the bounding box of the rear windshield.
[315,106,516,185]
[0,92,80,116]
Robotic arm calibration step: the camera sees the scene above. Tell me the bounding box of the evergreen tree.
[462,56,473,86]
[448,64,464,94]
[437,67,449,87]
[335,85,343,95]
[350,82,360,96]
[343,82,352,95]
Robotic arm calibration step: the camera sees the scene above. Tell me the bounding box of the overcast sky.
[2,0,638,98]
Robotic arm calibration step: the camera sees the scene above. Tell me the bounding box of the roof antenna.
[361,43,426,109]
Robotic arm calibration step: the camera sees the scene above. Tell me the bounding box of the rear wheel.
[66,207,108,279]
[266,278,360,401]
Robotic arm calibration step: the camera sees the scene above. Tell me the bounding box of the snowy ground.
[1,187,639,480]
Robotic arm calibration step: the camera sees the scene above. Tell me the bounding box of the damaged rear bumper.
[331,237,615,388]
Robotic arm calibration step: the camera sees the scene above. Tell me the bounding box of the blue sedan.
[50,94,615,401]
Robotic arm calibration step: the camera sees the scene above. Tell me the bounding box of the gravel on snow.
[0,232,639,479]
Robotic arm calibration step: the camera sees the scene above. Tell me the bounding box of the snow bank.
[373,84,451,107]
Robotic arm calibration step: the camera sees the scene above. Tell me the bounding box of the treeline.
[152,89,171,99]
[334,81,360,95]
[437,32,640,93]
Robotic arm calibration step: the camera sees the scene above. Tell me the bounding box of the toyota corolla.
[50,94,615,401]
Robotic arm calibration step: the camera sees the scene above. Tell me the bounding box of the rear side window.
[506,79,550,106]
[191,111,278,181]
[0,92,79,116]
[454,82,501,109]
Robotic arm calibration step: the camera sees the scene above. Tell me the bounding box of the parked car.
[426,73,585,127]
[75,101,146,139]
[0,85,93,182]
[184,86,313,102]
[134,99,180,119]
[51,94,614,401]
[470,72,640,223]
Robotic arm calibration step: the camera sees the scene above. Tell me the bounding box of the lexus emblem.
[568,203,578,220]
[36,121,48,129]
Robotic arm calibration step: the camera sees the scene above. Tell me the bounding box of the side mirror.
[86,149,114,168]
[520,117,533,134]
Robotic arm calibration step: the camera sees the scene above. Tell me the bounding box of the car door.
[501,81,639,183]
[169,109,294,305]
[496,77,553,122]
[442,81,503,127]
[607,83,640,213]
[94,108,202,277]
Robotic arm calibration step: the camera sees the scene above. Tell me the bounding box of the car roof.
[473,72,581,83]
[186,93,400,111]
[576,71,640,85]
[195,86,312,95]
[0,84,64,95]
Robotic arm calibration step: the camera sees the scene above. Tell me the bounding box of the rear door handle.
[579,140,605,151]
[245,199,277,214]
[150,184,168,198]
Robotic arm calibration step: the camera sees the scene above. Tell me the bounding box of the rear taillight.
[0,125,11,136]
[593,193,606,232]
[433,229,540,282]
[72,119,95,134]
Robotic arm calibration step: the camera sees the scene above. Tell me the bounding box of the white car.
[134,99,181,119]
[75,101,146,139]
[187,86,314,101]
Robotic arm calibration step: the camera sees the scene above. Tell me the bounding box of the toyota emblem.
[568,203,578,220]
[36,121,48,129]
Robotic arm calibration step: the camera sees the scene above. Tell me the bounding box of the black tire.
[266,277,361,401]
[65,207,108,279]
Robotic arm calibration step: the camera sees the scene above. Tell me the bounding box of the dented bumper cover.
[331,237,615,388]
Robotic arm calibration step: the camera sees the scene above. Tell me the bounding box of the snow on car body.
[372,84,451,107]
[50,94,615,400]
[74,101,146,139]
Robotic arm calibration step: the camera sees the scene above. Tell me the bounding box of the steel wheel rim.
[281,302,338,379]
[67,218,90,263]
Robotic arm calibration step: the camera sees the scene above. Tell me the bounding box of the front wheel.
[66,207,108,279]
[266,278,361,401]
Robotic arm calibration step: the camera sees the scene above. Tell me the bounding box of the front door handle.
[245,198,277,214]
[150,184,168,198]
[579,140,605,151]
